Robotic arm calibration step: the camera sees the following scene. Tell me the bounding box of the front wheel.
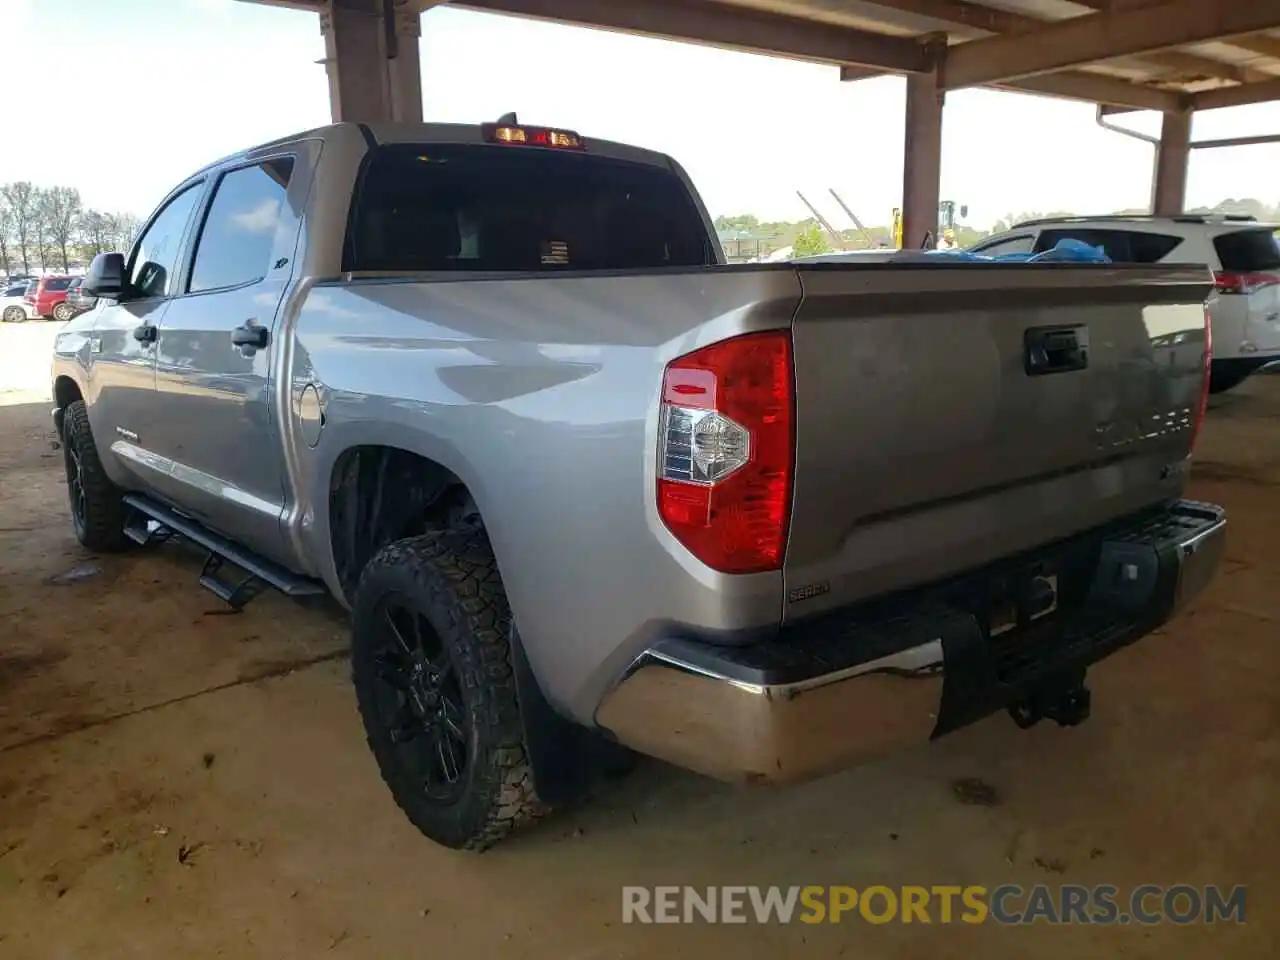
[2,306,27,322]
[52,303,73,321]
[351,530,548,851]
[60,401,131,552]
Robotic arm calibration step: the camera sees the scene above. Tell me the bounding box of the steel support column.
[388,7,423,123]
[1152,108,1192,216]
[901,40,945,250]
[320,0,423,123]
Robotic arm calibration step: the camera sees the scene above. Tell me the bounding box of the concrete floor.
[0,324,1276,958]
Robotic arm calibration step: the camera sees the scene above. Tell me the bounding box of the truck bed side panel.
[289,268,801,720]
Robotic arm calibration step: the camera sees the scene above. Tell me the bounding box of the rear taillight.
[1190,305,1212,453]
[656,330,793,574]
[1213,270,1280,295]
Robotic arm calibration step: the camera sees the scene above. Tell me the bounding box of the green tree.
[0,202,11,278]
[112,212,143,252]
[0,182,38,274]
[792,222,831,257]
[713,213,761,234]
[78,209,116,260]
[40,186,82,274]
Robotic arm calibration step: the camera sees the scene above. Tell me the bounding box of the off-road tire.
[351,530,548,851]
[61,400,130,552]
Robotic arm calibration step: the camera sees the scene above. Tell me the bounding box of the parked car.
[1,279,35,322]
[968,214,1280,393]
[52,119,1225,851]
[63,277,97,315]
[25,275,77,321]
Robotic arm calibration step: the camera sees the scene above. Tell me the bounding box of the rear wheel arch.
[323,441,634,814]
[325,444,483,604]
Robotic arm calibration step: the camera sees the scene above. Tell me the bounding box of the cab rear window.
[344,144,713,273]
[1214,229,1280,272]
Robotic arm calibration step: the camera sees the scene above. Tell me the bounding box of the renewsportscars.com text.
[621,884,1247,925]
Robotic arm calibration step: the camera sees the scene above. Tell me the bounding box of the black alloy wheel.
[370,593,470,802]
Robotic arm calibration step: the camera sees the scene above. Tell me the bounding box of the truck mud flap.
[510,627,634,806]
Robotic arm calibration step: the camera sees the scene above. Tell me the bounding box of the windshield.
[344,143,713,273]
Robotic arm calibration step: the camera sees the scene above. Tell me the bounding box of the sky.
[3,0,1280,230]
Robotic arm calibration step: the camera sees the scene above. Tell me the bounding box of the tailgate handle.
[1025,325,1088,375]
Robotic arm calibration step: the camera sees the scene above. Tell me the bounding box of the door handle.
[132,323,157,344]
[231,321,269,349]
[1025,325,1088,375]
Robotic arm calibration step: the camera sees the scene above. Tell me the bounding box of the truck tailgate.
[784,262,1212,620]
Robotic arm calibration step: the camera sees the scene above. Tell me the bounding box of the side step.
[123,494,327,610]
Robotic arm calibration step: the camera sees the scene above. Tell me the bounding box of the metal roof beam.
[944,2,1280,89]
[989,71,1183,111]
[1194,76,1280,110]
[453,0,931,71]
[865,0,1258,83]
[1226,33,1280,61]
[841,63,1181,110]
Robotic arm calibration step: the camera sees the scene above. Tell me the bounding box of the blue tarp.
[936,237,1111,264]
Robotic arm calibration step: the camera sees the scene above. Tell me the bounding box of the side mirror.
[83,252,127,300]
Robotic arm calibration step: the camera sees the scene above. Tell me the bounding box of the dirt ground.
[0,327,1276,958]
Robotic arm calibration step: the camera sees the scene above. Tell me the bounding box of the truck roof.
[197,121,679,180]
[1014,213,1279,230]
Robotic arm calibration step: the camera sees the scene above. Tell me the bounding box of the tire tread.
[62,400,130,552]
[351,530,548,851]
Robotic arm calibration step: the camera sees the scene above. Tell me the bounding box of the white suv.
[969,215,1280,393]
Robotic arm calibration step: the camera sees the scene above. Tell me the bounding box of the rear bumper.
[595,500,1226,785]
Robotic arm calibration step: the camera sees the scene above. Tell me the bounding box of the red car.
[25,276,76,321]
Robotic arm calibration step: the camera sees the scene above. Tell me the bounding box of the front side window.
[189,158,295,293]
[130,184,203,299]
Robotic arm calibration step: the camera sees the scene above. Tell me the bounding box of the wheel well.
[328,446,480,602]
[54,376,83,411]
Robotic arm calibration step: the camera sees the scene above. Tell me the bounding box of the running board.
[123,494,327,609]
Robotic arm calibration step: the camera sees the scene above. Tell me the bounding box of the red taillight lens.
[656,330,793,574]
[1190,306,1212,453]
[1213,270,1280,295]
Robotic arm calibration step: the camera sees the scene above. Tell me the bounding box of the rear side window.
[189,157,295,293]
[1214,229,1280,272]
[44,278,71,291]
[1036,229,1182,263]
[972,234,1035,257]
[345,144,712,272]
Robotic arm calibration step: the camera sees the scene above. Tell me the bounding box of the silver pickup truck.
[53,118,1226,851]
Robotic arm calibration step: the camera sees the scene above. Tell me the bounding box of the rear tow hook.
[1009,682,1092,729]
